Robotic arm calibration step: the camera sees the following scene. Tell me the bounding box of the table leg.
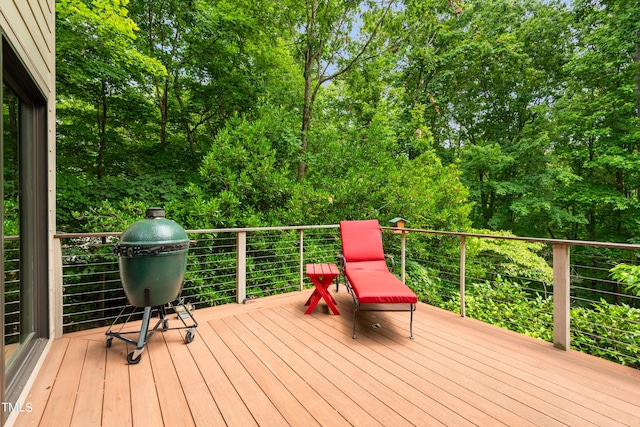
[305,276,340,315]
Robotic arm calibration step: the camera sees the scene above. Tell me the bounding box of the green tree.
[551,0,640,242]
[399,0,576,237]
[127,0,297,156]
[282,0,402,180]
[57,0,167,178]
[56,0,171,228]
[194,102,300,228]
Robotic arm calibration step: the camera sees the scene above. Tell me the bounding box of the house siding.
[0,0,55,95]
[2,0,58,339]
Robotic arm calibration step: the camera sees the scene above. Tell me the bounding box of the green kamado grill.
[106,207,197,364]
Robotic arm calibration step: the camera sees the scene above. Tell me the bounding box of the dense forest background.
[53,0,640,244]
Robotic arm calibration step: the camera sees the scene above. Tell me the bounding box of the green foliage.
[54,0,640,247]
[571,300,640,368]
[195,102,300,227]
[385,151,472,231]
[433,278,639,368]
[466,230,553,288]
[72,198,150,232]
[610,264,640,297]
[3,199,19,236]
[60,175,184,232]
[549,0,640,242]
[405,260,449,306]
[441,277,554,341]
[57,0,167,81]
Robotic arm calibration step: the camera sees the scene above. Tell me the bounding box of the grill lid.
[113,207,189,257]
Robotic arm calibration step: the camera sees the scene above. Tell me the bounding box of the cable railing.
[391,228,640,368]
[569,247,640,365]
[29,224,640,368]
[56,225,342,333]
[3,237,20,346]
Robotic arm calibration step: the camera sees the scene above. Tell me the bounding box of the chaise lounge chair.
[339,220,418,339]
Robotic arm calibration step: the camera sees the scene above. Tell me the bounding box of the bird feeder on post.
[389,217,408,233]
[389,218,409,283]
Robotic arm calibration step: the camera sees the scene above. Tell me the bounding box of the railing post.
[236,231,247,304]
[400,230,406,283]
[52,237,64,338]
[553,243,570,350]
[460,235,466,318]
[299,229,304,291]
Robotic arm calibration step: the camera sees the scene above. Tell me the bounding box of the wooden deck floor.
[12,288,640,426]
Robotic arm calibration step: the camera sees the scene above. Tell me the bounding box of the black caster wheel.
[127,351,142,365]
[106,336,113,348]
[184,328,196,344]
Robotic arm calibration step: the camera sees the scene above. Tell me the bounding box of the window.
[2,38,49,405]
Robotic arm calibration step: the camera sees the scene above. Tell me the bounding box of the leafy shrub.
[571,300,640,368]
[406,260,451,306]
[610,264,640,297]
[439,276,554,342]
[466,230,553,291]
[430,277,639,368]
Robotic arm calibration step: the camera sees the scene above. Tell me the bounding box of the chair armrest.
[335,254,346,292]
[385,254,395,272]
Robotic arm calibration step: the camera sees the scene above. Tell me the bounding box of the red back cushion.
[340,220,385,262]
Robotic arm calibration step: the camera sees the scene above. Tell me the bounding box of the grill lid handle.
[113,242,189,257]
[145,207,165,218]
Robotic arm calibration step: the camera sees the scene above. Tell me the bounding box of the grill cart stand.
[105,299,197,364]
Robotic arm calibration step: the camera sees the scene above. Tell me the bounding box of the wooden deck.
[12,288,640,426]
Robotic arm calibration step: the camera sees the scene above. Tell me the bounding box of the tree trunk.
[155,77,169,146]
[172,72,198,157]
[297,0,318,182]
[295,0,390,181]
[634,39,640,202]
[97,78,108,180]
[634,39,640,120]
[299,66,313,181]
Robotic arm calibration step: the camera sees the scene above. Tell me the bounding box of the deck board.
[275,303,463,426]
[248,309,382,427]
[168,330,226,427]
[101,341,131,427]
[183,325,257,426]
[39,339,87,426]
[12,289,640,427]
[127,339,164,426]
[195,316,288,426]
[222,314,348,427]
[70,340,105,427]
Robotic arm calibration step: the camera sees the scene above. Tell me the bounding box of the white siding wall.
[0,0,55,94]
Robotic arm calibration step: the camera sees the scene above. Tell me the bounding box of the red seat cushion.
[345,270,418,304]
[345,260,389,271]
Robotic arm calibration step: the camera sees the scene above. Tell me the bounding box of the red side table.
[304,263,340,315]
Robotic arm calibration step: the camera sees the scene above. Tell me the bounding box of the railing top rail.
[53,232,121,239]
[185,224,340,234]
[51,224,640,251]
[53,224,340,240]
[382,227,640,251]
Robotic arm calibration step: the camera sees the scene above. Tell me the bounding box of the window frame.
[1,36,50,407]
